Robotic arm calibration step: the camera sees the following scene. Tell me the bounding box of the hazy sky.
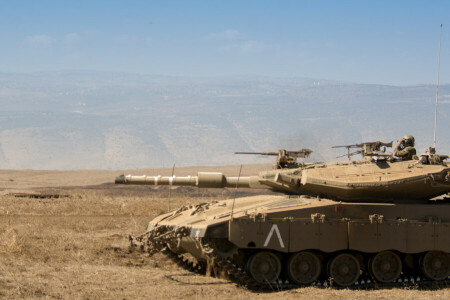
[1,1,449,85]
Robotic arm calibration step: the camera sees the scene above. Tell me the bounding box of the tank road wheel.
[328,253,360,287]
[287,251,322,285]
[246,251,282,284]
[421,251,450,281]
[369,251,402,283]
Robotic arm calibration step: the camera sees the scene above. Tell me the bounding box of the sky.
[1,0,450,85]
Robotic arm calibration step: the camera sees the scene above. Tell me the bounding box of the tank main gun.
[332,141,393,160]
[235,148,312,169]
[115,142,450,202]
[115,172,268,189]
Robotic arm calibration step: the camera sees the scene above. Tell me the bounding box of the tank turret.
[116,153,450,202]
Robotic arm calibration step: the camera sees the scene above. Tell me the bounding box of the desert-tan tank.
[115,140,450,288]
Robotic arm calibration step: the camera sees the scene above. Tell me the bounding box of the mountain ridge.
[0,72,449,170]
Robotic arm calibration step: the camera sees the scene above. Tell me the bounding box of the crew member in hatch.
[394,134,417,160]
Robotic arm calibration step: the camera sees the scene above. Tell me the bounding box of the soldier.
[394,134,417,160]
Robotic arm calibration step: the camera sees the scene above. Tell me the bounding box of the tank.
[115,142,450,288]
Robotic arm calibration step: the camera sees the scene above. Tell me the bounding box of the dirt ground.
[0,166,449,299]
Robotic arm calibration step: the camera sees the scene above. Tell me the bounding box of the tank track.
[200,239,450,291]
[161,248,206,275]
[130,228,449,291]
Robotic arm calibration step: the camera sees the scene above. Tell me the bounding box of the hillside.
[0,72,449,169]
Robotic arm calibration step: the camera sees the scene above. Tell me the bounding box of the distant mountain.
[0,71,449,170]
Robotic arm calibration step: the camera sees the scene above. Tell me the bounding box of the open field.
[0,166,449,299]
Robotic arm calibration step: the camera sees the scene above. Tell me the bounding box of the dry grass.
[0,226,24,255]
[0,168,449,299]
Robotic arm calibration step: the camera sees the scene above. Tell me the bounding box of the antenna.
[433,24,443,149]
[230,164,243,220]
[168,163,175,212]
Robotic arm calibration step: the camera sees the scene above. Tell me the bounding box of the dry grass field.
[0,166,449,299]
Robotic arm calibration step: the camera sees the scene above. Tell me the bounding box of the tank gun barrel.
[332,141,393,160]
[332,141,393,149]
[235,148,312,158]
[115,172,267,189]
[234,151,278,156]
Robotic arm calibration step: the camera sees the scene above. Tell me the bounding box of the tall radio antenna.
[433,24,443,149]
[230,164,242,220]
[168,163,175,212]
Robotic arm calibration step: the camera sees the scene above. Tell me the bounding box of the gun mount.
[235,148,312,169]
[332,141,393,160]
[420,146,450,165]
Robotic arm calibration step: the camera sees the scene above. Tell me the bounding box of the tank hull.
[151,195,450,254]
[138,195,449,287]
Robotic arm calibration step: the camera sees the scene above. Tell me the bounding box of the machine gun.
[332,141,393,160]
[234,148,312,169]
[420,147,449,165]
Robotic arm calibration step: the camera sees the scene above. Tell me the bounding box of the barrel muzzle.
[115,174,127,184]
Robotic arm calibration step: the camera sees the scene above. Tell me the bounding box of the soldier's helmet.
[403,134,415,147]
